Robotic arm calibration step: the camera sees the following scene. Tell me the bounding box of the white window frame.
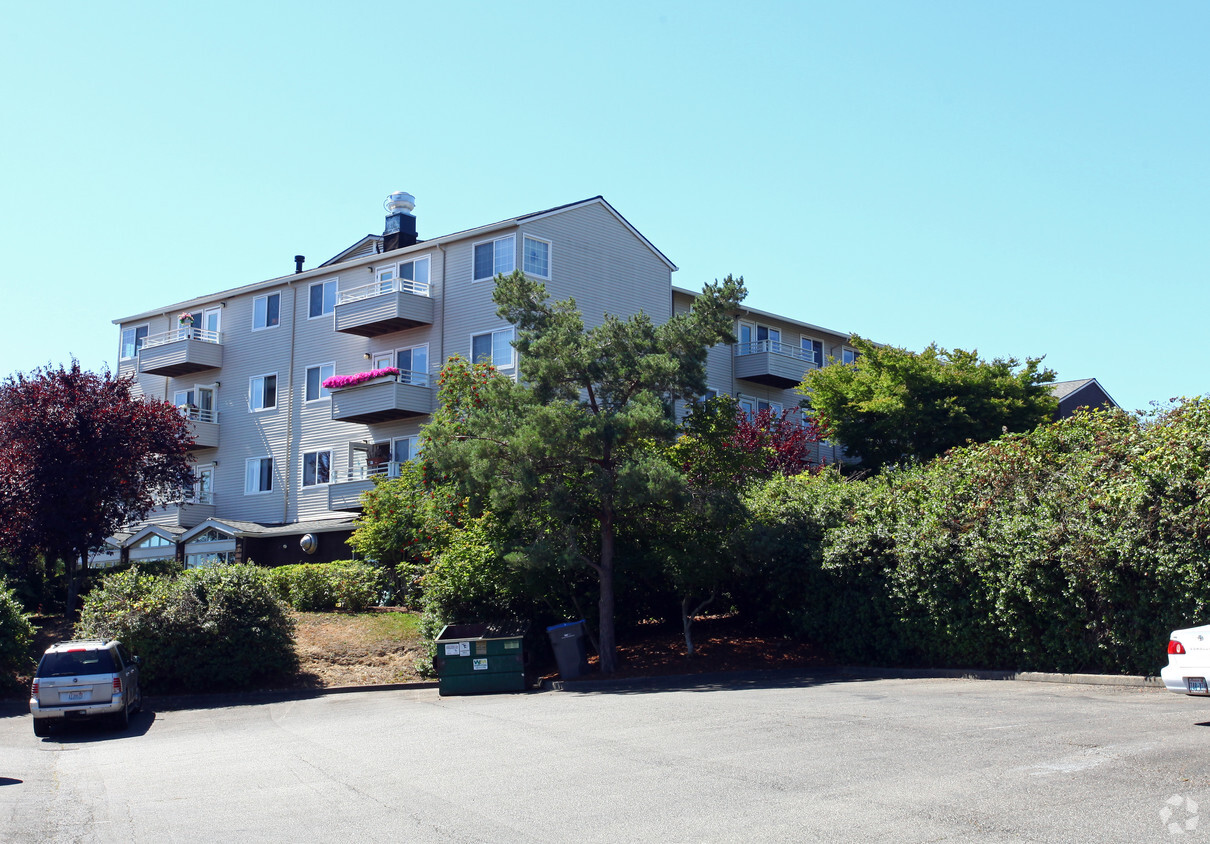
[522,235,552,279]
[394,344,430,386]
[252,292,281,331]
[304,362,336,402]
[308,279,337,319]
[801,336,824,367]
[249,373,278,412]
[736,321,754,355]
[301,449,332,487]
[842,347,859,365]
[244,456,274,495]
[393,435,420,464]
[470,327,516,370]
[738,396,756,417]
[757,399,784,415]
[472,234,516,282]
[120,324,149,360]
[194,464,215,505]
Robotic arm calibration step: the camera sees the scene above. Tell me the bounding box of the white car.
[29,639,142,736]
[1162,624,1210,696]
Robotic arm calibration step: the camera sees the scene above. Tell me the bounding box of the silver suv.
[30,639,142,737]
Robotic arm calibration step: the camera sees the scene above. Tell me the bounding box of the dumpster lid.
[435,621,530,642]
[546,619,586,633]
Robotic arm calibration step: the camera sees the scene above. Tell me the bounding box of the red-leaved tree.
[732,405,829,477]
[0,362,195,610]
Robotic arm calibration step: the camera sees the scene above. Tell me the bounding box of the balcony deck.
[330,374,434,424]
[334,280,434,337]
[139,328,223,377]
[734,342,818,388]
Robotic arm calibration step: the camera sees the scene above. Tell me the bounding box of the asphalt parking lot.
[3,671,1209,843]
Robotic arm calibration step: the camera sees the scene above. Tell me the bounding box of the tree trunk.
[682,595,696,657]
[65,552,79,617]
[598,502,616,674]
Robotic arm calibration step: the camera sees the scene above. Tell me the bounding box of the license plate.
[1187,677,1208,694]
[64,690,86,702]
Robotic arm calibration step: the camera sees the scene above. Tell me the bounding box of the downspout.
[283,280,298,525]
[437,242,448,380]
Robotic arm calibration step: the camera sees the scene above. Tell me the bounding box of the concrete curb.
[540,665,1166,694]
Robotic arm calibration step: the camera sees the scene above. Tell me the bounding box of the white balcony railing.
[177,406,219,423]
[142,327,223,349]
[334,461,407,483]
[734,340,819,365]
[337,278,431,305]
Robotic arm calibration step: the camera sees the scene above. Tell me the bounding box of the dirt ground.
[10,611,830,695]
[290,611,429,687]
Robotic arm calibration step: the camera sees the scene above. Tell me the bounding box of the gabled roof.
[321,196,678,272]
[1049,378,1119,408]
[673,286,854,343]
[117,197,675,326]
[179,515,358,543]
[123,524,186,548]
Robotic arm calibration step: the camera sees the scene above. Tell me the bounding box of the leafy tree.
[423,271,746,673]
[0,578,35,690]
[798,335,1057,471]
[0,362,195,610]
[659,397,826,653]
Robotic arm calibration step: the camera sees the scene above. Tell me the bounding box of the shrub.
[736,401,1210,675]
[266,561,382,612]
[77,564,296,693]
[0,579,34,689]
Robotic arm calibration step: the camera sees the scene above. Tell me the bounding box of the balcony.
[328,462,406,511]
[180,407,219,450]
[144,491,215,529]
[334,279,434,337]
[734,341,819,388]
[139,328,223,377]
[329,371,434,424]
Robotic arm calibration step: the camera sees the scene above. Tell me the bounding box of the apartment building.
[104,194,855,569]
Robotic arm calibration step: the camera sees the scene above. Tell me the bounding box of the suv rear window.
[38,649,116,677]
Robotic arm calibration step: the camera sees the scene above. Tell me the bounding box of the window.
[245,457,273,494]
[305,363,335,402]
[186,551,235,569]
[250,374,277,411]
[738,397,756,417]
[757,325,781,352]
[395,345,429,386]
[757,400,783,415]
[842,347,860,365]
[471,327,515,369]
[309,280,336,318]
[473,235,515,281]
[134,533,173,549]
[195,465,214,504]
[302,450,331,487]
[253,292,281,330]
[120,325,148,360]
[523,236,551,278]
[393,436,419,464]
[801,337,824,367]
[192,527,230,543]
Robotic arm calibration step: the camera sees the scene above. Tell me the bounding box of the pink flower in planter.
[322,367,400,390]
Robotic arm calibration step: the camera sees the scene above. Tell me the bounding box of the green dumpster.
[433,622,529,695]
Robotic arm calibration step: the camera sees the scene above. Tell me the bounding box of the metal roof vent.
[384,191,415,216]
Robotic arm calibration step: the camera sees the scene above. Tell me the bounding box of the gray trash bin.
[547,620,590,679]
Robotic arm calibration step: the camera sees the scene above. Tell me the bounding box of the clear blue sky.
[2,2,1206,413]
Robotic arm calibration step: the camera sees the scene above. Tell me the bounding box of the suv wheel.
[33,718,50,738]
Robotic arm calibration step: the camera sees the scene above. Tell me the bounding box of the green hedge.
[76,564,296,693]
[735,402,1210,675]
[0,579,34,690]
[265,561,382,612]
